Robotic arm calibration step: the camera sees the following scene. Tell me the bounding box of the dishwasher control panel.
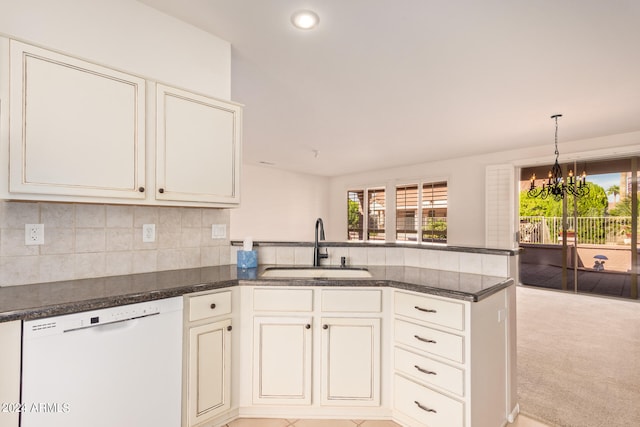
[23,298,180,338]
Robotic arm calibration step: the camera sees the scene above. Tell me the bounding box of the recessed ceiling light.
[291,10,319,30]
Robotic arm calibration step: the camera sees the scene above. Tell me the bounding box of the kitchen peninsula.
[1,253,516,427]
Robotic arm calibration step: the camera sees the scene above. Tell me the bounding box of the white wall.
[0,0,230,99]
[230,164,330,242]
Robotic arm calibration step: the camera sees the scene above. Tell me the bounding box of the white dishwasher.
[21,297,183,427]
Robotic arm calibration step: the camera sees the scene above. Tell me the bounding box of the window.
[367,188,386,240]
[347,190,364,240]
[422,182,448,243]
[347,188,385,241]
[349,182,446,243]
[396,185,418,241]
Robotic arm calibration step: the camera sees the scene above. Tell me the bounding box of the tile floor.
[225,413,549,426]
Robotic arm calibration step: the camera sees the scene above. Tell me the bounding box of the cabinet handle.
[415,305,437,313]
[414,335,436,344]
[323,324,328,330]
[210,303,216,309]
[414,365,437,375]
[305,324,311,329]
[414,401,437,413]
[227,325,232,331]
[138,186,145,192]
[158,188,165,194]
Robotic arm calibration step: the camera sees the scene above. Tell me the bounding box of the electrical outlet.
[25,224,44,245]
[212,224,227,239]
[142,224,156,243]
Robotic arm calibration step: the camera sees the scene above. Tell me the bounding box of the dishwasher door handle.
[63,312,160,333]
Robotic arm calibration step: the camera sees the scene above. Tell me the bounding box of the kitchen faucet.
[313,218,328,266]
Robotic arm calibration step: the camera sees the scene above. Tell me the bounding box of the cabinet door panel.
[188,319,231,426]
[253,317,312,405]
[156,84,241,204]
[9,40,145,199]
[321,317,380,406]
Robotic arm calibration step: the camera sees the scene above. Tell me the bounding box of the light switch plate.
[212,224,227,239]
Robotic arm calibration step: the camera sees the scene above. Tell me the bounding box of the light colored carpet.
[517,286,640,427]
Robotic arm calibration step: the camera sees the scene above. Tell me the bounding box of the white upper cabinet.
[156,84,241,205]
[8,40,146,200]
[2,40,242,207]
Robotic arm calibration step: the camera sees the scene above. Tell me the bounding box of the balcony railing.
[519,216,637,245]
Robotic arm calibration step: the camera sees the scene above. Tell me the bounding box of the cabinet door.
[321,317,381,406]
[253,316,312,405]
[187,318,231,426]
[9,40,146,200]
[156,84,241,205]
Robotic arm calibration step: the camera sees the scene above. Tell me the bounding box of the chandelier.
[528,114,588,200]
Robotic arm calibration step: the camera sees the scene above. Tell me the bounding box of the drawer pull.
[415,305,437,313]
[414,365,437,375]
[414,335,437,344]
[414,400,437,413]
[210,303,216,309]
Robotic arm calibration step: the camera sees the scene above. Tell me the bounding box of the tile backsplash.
[0,201,230,287]
[232,244,511,277]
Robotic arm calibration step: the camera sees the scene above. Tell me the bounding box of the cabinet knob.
[158,188,165,194]
[323,324,328,330]
[227,325,232,331]
[138,186,145,193]
[305,324,311,329]
[210,303,216,309]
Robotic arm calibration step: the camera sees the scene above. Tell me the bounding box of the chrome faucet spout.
[314,218,328,266]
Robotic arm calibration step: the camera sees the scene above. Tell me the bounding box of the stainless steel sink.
[260,267,372,279]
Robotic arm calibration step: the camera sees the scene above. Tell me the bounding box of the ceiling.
[139,0,640,177]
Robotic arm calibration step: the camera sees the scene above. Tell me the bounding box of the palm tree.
[607,184,620,203]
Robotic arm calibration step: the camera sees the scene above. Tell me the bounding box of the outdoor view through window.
[520,157,638,299]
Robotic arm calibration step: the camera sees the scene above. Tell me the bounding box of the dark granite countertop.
[0,264,514,323]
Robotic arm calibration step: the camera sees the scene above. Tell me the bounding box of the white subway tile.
[276,247,295,264]
[482,254,508,277]
[439,251,460,272]
[404,248,420,267]
[367,247,386,265]
[459,252,482,274]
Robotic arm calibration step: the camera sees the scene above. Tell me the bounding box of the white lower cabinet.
[320,317,381,406]
[184,290,234,427]
[252,316,313,405]
[0,320,21,427]
[392,288,510,427]
[247,287,383,413]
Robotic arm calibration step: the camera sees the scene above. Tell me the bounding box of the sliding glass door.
[519,157,638,299]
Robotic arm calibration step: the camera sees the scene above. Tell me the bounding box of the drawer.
[188,290,232,322]
[253,288,313,312]
[321,289,382,312]
[395,291,465,331]
[394,374,463,427]
[394,319,464,363]
[394,347,464,396]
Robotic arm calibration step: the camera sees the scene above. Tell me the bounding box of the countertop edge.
[1,268,515,322]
